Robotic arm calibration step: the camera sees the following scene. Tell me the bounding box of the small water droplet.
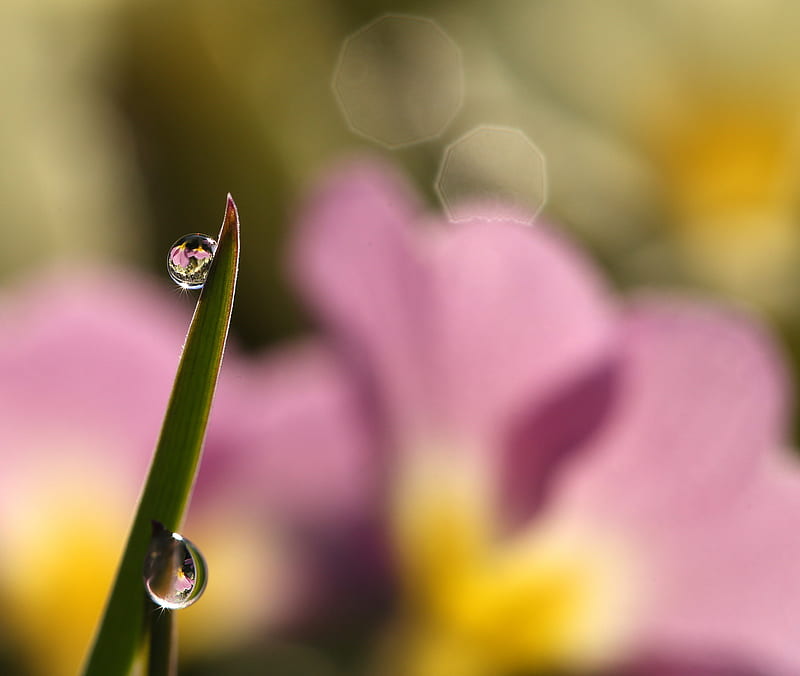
[167,234,217,289]
[144,521,208,609]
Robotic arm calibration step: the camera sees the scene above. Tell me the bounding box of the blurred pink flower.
[0,268,369,675]
[6,157,800,676]
[271,157,800,675]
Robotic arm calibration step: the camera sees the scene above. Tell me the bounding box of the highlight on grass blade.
[82,194,239,676]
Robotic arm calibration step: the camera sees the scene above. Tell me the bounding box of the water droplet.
[167,234,217,289]
[144,521,207,609]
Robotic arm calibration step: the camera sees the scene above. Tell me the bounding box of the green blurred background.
[2,0,462,352]
[9,0,800,349]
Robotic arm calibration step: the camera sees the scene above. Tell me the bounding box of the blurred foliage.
[1,0,453,352]
[108,0,456,348]
[111,0,357,346]
[10,0,800,347]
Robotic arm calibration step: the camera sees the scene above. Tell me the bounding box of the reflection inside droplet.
[144,521,208,609]
[167,234,217,290]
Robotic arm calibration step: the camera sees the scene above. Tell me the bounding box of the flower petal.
[292,157,617,452]
[291,157,434,442]
[612,452,800,675]
[556,299,789,524]
[206,340,375,526]
[501,357,620,525]
[426,218,617,447]
[553,299,797,671]
[0,268,192,480]
[618,655,762,675]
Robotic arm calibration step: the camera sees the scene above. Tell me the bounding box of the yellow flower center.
[386,451,639,676]
[0,450,285,675]
[644,93,800,306]
[0,467,130,676]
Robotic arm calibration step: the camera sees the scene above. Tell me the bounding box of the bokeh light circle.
[436,125,548,223]
[332,14,463,148]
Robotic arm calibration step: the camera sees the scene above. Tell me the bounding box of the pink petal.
[291,157,432,443]
[202,340,375,526]
[638,454,800,675]
[170,246,191,268]
[188,249,211,261]
[618,655,761,675]
[553,299,796,671]
[0,268,193,480]
[556,299,788,525]
[501,356,620,524]
[427,217,618,455]
[292,157,617,452]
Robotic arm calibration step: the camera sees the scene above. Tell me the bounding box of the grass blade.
[148,609,176,676]
[82,195,240,676]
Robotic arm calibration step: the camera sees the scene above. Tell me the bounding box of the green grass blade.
[148,609,177,676]
[82,195,240,676]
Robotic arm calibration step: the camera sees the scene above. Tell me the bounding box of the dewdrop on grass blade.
[144,521,208,610]
[167,234,218,290]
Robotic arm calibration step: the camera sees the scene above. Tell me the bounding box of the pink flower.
[263,157,800,675]
[0,268,365,675]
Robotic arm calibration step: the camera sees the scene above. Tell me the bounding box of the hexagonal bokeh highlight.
[333,14,463,148]
[436,126,548,223]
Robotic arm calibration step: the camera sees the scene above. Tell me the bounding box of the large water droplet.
[167,234,217,289]
[144,521,208,609]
